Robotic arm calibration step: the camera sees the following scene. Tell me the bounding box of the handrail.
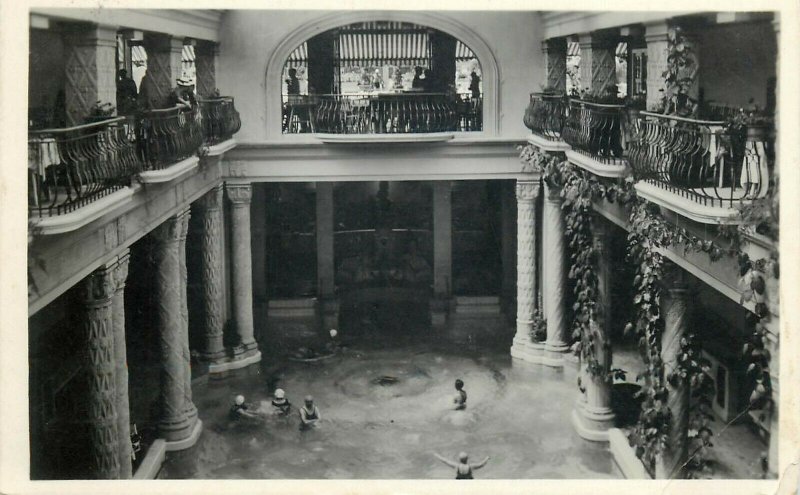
[628,112,772,209]
[28,116,142,217]
[523,92,567,140]
[138,106,204,170]
[561,98,627,162]
[198,96,241,145]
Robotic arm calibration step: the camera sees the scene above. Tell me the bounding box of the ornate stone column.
[431,181,452,328]
[195,40,219,98]
[543,38,568,93]
[510,179,540,362]
[316,182,339,329]
[152,215,193,443]
[142,33,184,108]
[501,181,517,319]
[81,264,121,479]
[177,208,198,427]
[542,182,569,366]
[227,183,262,364]
[573,216,615,440]
[64,24,118,126]
[656,266,690,479]
[578,31,618,94]
[196,185,226,363]
[110,252,132,478]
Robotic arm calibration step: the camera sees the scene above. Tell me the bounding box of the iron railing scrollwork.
[137,106,204,170]
[199,97,242,145]
[562,99,627,162]
[523,92,566,140]
[28,117,142,217]
[627,111,772,208]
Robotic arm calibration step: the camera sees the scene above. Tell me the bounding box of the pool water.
[158,332,620,479]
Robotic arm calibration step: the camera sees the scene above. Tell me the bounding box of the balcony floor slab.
[31,185,140,235]
[565,149,628,178]
[204,138,237,156]
[527,133,571,152]
[634,181,743,225]
[138,156,200,184]
[314,132,455,144]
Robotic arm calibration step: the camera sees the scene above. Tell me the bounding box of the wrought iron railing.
[627,112,772,208]
[137,106,204,170]
[199,97,241,145]
[283,93,476,134]
[562,99,627,162]
[523,92,567,140]
[28,117,142,217]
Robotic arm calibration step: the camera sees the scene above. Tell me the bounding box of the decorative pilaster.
[152,215,193,442]
[64,24,118,126]
[645,23,670,111]
[316,182,339,329]
[177,208,197,427]
[656,267,690,479]
[142,34,184,108]
[500,181,517,317]
[578,31,618,94]
[196,185,226,362]
[432,181,453,328]
[227,183,262,362]
[110,252,132,478]
[542,183,569,365]
[195,40,219,98]
[543,38,568,93]
[510,179,540,361]
[573,217,615,440]
[81,264,120,479]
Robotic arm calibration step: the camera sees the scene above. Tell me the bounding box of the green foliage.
[656,26,699,117]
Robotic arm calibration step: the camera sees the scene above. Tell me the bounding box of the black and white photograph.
[2,1,799,493]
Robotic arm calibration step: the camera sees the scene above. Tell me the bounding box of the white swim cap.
[235,395,245,405]
[274,388,285,399]
[458,452,469,462]
[329,329,338,338]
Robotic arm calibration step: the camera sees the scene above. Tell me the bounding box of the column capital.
[542,37,568,54]
[515,179,541,202]
[195,39,220,57]
[143,32,185,53]
[81,266,115,305]
[578,29,619,49]
[644,21,671,43]
[153,214,182,244]
[226,183,252,205]
[196,184,224,211]
[662,262,690,297]
[110,251,131,293]
[64,23,119,46]
[177,207,191,242]
[544,183,562,201]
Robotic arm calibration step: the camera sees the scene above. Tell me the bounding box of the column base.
[208,348,262,374]
[542,342,570,367]
[158,413,197,443]
[571,406,615,442]
[510,335,546,365]
[164,419,203,452]
[430,298,451,329]
[320,299,340,330]
[197,349,227,363]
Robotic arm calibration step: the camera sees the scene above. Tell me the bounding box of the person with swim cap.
[229,394,262,421]
[271,388,291,416]
[434,451,490,479]
[299,395,321,430]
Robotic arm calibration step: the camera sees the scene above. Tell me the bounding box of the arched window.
[280,21,483,135]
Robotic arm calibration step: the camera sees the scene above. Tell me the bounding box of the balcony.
[28,97,241,233]
[561,99,629,177]
[28,117,142,230]
[523,92,570,152]
[628,111,772,224]
[283,92,481,142]
[199,96,242,147]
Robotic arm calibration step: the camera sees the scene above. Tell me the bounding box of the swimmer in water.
[434,451,489,479]
[299,395,321,430]
[453,379,467,410]
[271,388,291,416]
[229,395,263,421]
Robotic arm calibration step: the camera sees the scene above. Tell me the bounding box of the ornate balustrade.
[523,92,567,141]
[199,97,242,145]
[137,106,204,170]
[628,111,772,209]
[28,117,142,217]
[284,93,471,134]
[562,99,627,163]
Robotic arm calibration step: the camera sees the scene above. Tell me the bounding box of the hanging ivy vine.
[519,142,778,477]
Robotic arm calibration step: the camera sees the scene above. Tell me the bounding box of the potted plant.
[85,100,116,124]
